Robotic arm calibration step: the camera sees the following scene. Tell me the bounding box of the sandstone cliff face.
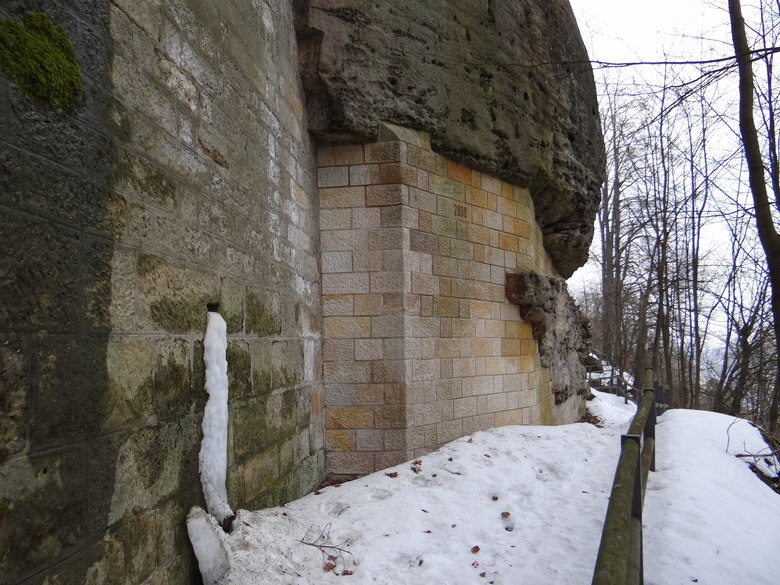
[295,0,605,276]
[505,272,592,406]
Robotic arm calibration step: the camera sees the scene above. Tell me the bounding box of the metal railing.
[592,369,658,585]
[591,373,635,404]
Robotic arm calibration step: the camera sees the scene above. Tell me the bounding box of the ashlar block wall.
[319,124,559,478]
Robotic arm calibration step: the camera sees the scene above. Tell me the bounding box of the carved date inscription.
[453,204,468,218]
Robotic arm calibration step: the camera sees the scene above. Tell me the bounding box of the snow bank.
[220,416,625,585]
[184,383,779,585]
[644,410,780,585]
[199,311,233,523]
[587,388,638,428]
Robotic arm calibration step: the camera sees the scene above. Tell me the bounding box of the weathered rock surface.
[506,271,591,404]
[296,0,605,276]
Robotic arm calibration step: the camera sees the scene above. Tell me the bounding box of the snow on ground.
[202,391,779,585]
[644,410,780,585]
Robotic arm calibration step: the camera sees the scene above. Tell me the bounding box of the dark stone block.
[226,340,251,400]
[30,335,107,448]
[0,144,23,204]
[230,391,301,463]
[153,339,194,421]
[83,433,123,535]
[0,333,31,465]
[112,510,157,584]
[8,544,104,585]
[246,289,282,336]
[0,447,86,584]
[114,149,177,210]
[271,340,304,389]
[82,236,116,331]
[0,214,82,332]
[23,161,124,237]
[7,99,111,178]
[410,230,438,255]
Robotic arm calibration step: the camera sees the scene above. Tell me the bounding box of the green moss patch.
[0,12,83,111]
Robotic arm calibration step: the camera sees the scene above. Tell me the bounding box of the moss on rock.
[0,12,83,111]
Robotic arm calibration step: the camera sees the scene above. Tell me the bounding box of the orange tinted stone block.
[448,160,472,184]
[515,219,530,237]
[327,406,374,429]
[502,338,521,356]
[520,339,537,355]
[326,430,356,451]
[466,186,488,208]
[499,233,519,252]
[518,322,533,339]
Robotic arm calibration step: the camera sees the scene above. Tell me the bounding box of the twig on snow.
[298,523,353,573]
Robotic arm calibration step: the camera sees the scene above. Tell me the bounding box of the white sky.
[567,0,738,290]
[570,0,732,64]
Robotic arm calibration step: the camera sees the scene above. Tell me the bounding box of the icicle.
[186,507,230,585]
[199,311,234,524]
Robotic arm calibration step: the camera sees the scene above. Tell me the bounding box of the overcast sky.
[570,0,733,65]
[566,1,740,288]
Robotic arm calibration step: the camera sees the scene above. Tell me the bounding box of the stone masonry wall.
[1,2,120,584]
[0,2,324,585]
[1,1,598,583]
[319,123,574,479]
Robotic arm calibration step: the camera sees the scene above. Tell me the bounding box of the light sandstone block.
[322,272,369,295]
[350,164,380,186]
[318,166,349,188]
[323,316,371,338]
[321,251,353,273]
[320,186,366,209]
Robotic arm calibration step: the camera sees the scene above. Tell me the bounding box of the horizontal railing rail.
[592,368,658,585]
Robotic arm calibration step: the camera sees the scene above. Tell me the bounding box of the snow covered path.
[195,391,779,585]
[644,410,780,585]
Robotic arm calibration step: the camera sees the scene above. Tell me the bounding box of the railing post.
[593,368,657,585]
[623,434,643,585]
[644,389,656,473]
[643,368,653,392]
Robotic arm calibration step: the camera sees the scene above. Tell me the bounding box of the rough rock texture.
[0,2,324,585]
[295,0,605,276]
[506,271,591,404]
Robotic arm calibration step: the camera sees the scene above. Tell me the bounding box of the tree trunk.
[729,0,780,433]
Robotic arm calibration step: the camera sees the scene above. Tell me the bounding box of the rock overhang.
[295,0,605,277]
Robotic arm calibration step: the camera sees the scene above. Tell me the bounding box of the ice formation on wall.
[186,507,231,585]
[199,311,234,523]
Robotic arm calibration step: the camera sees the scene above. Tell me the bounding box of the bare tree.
[728,0,780,432]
